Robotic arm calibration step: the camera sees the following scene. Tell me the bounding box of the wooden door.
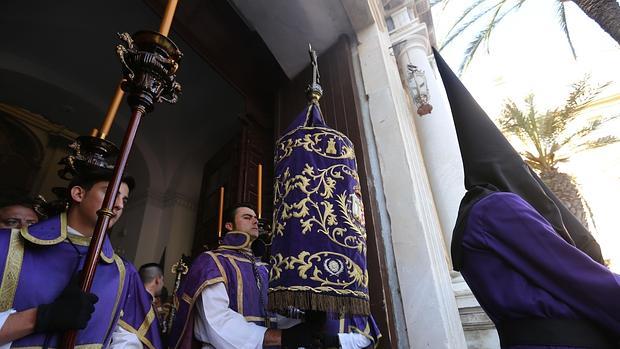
[191,115,273,257]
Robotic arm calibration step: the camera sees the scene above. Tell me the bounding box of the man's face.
[0,205,38,229]
[71,181,130,229]
[226,207,259,237]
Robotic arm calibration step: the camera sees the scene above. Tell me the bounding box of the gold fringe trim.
[268,290,370,316]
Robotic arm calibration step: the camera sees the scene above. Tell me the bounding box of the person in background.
[0,194,39,229]
[0,169,162,348]
[139,263,165,299]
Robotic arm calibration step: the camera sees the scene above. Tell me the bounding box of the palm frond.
[457,1,527,73]
[499,100,529,141]
[549,76,610,139]
[574,135,619,152]
[558,118,603,147]
[537,111,558,146]
[440,1,498,50]
[443,0,489,40]
[521,153,546,172]
[555,0,577,59]
[430,0,454,10]
[523,95,546,157]
[458,30,488,73]
[483,1,514,52]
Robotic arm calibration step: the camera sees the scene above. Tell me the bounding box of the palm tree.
[435,0,620,73]
[498,76,618,228]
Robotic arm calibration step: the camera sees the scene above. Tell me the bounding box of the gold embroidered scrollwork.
[270,251,367,289]
[274,163,366,253]
[276,129,355,164]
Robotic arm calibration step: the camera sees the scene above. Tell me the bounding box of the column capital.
[390,21,430,57]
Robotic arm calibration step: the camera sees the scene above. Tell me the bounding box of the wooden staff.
[61,1,181,347]
[61,107,145,349]
[257,163,262,219]
[217,186,225,239]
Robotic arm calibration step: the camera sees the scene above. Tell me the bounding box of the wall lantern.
[407,64,433,116]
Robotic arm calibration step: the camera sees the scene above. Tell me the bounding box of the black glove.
[281,322,322,348]
[319,333,341,348]
[303,310,327,330]
[34,277,99,333]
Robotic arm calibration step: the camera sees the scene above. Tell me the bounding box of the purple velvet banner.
[269,104,370,316]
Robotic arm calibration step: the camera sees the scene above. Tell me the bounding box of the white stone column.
[389,7,464,266]
[354,12,467,349]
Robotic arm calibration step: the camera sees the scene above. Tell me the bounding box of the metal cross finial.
[306,43,323,103]
[309,43,320,86]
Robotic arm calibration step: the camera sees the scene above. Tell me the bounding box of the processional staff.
[161,256,189,335]
[60,1,182,347]
[90,0,179,140]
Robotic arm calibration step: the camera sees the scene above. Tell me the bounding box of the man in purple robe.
[0,169,162,348]
[169,203,320,349]
[434,48,620,348]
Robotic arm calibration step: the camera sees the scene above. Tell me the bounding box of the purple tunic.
[0,214,162,348]
[169,231,274,349]
[460,192,620,348]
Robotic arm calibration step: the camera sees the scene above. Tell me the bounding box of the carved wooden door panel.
[191,116,273,257]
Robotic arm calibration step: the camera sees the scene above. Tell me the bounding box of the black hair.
[138,263,163,284]
[223,202,257,231]
[0,193,36,210]
[67,169,135,205]
[68,169,135,191]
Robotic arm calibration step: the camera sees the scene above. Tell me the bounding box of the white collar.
[67,225,85,237]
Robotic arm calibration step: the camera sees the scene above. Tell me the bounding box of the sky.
[432,1,620,271]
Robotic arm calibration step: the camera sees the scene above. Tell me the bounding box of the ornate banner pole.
[60,6,182,349]
[161,256,189,334]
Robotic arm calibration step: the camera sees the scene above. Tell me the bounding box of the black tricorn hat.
[54,136,135,202]
[432,47,604,270]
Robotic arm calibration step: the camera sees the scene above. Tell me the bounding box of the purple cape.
[270,104,370,316]
[0,214,162,348]
[168,232,273,349]
[460,192,620,348]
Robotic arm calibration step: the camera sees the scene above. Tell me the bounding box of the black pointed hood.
[432,47,604,270]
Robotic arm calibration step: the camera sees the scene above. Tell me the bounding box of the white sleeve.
[194,282,267,349]
[338,332,372,349]
[0,309,16,348]
[277,315,372,349]
[108,324,143,349]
